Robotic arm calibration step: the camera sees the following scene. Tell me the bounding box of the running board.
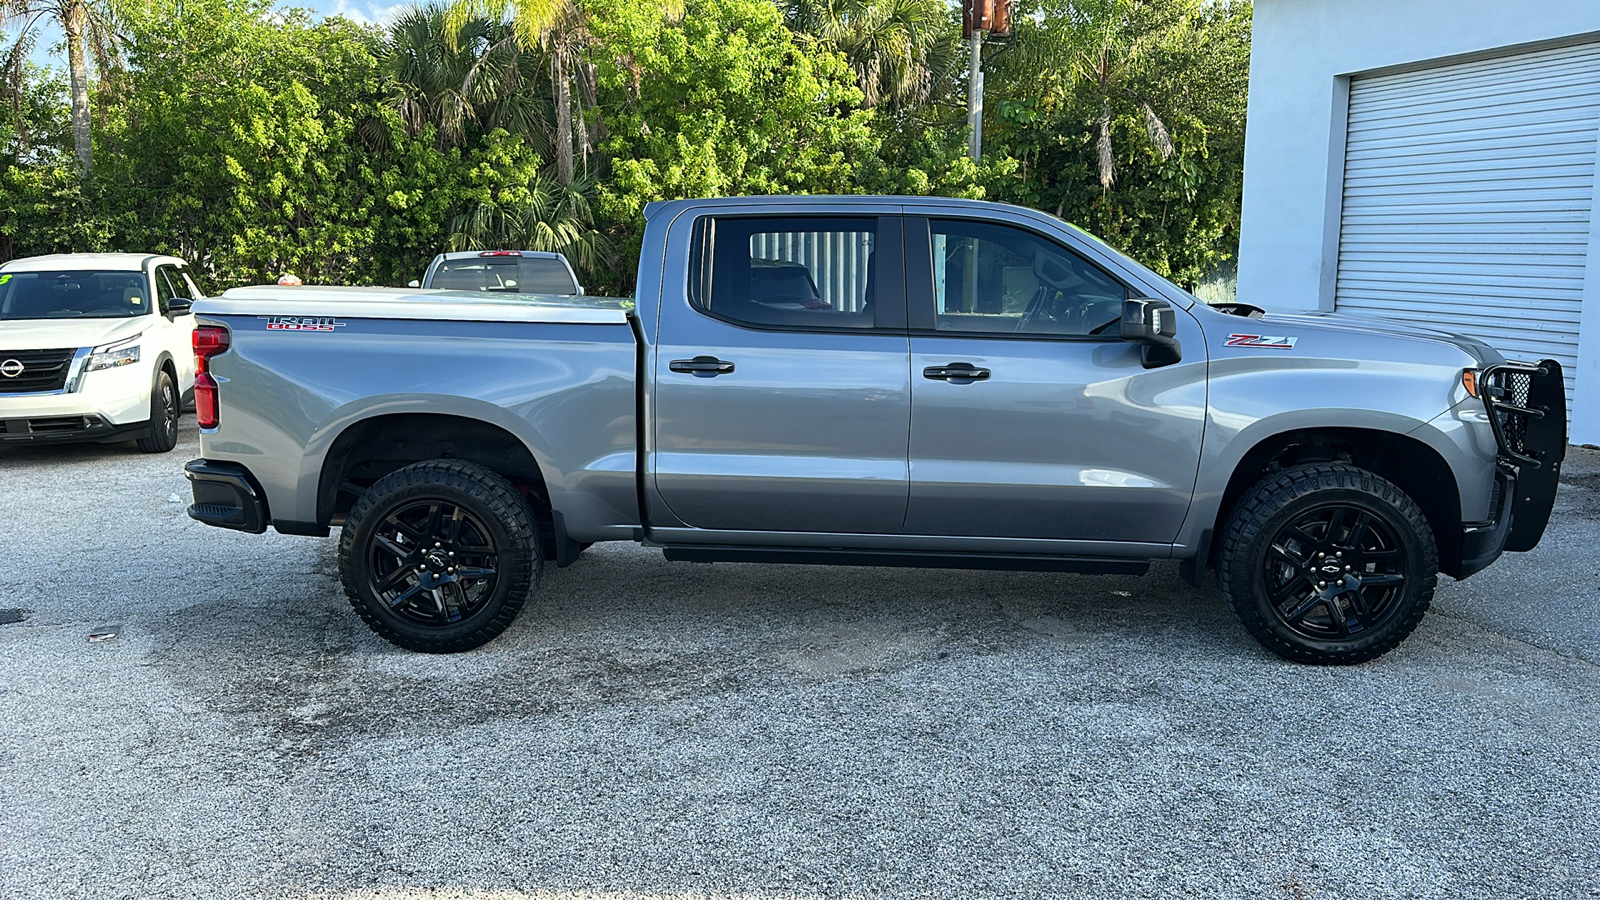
[660,545,1149,575]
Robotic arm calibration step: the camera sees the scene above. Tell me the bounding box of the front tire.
[1217,463,1437,665]
[338,460,541,653]
[135,369,179,453]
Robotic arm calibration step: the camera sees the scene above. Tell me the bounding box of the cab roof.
[0,253,185,272]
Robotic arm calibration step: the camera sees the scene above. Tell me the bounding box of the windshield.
[1061,221,1201,303]
[429,257,579,295]
[0,270,150,320]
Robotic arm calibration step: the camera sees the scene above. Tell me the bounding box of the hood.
[0,316,146,352]
[1258,311,1506,366]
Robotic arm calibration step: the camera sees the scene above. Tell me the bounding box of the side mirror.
[1120,297,1182,368]
[168,297,194,316]
[407,280,421,288]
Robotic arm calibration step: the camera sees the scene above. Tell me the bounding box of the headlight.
[87,334,142,372]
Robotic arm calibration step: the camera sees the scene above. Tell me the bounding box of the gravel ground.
[2,419,1598,900]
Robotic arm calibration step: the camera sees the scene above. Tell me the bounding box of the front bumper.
[185,459,269,533]
[0,354,155,441]
[0,414,153,444]
[1455,359,1568,577]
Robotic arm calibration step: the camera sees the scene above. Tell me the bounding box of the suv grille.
[0,348,75,393]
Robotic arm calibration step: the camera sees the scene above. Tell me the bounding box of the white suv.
[0,253,200,453]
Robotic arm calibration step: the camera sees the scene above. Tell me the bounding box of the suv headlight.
[86,334,142,372]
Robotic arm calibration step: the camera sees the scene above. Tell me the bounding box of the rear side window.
[689,216,878,329]
[430,256,579,294]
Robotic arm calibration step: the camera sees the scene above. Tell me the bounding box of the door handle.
[923,363,990,382]
[670,356,736,377]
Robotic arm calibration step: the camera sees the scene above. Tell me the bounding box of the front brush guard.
[1479,359,1567,552]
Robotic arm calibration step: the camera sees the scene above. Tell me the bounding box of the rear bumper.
[185,458,268,533]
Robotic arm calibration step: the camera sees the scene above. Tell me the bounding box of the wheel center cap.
[1319,563,1343,576]
[424,550,449,572]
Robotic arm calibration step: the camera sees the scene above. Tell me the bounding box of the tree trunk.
[553,52,573,185]
[63,0,93,175]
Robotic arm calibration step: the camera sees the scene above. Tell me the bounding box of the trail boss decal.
[260,316,346,332]
[1226,333,1297,350]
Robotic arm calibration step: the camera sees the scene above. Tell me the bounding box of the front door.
[651,214,911,534]
[904,215,1206,544]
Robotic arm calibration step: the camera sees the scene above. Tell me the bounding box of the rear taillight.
[193,325,230,429]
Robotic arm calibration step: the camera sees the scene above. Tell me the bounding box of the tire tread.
[338,460,540,653]
[1217,463,1438,665]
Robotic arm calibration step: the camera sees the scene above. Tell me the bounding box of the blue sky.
[10,0,410,70]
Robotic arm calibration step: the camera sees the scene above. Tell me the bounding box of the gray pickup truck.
[184,196,1566,664]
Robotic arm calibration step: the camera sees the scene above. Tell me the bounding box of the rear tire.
[135,369,179,453]
[339,460,541,653]
[1217,463,1437,665]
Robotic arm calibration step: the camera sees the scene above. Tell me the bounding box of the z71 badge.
[260,316,346,332]
[1225,333,1297,350]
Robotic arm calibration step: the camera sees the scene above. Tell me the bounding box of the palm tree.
[1,0,120,173]
[386,4,548,149]
[446,0,680,185]
[1008,0,1180,190]
[780,0,957,111]
[446,172,612,278]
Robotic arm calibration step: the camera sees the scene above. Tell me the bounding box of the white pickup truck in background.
[409,250,584,296]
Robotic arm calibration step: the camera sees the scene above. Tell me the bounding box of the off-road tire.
[339,460,541,653]
[135,369,179,453]
[1218,463,1437,665]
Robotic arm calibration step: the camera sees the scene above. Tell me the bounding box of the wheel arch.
[314,411,558,557]
[1209,427,1465,577]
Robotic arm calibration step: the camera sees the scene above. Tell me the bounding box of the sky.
[9,0,410,70]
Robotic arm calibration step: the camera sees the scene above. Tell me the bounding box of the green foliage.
[591,0,877,210]
[982,0,1252,285]
[0,0,1252,296]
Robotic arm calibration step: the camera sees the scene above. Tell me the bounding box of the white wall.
[1238,0,1600,311]
[1237,0,1600,441]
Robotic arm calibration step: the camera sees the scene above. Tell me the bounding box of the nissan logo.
[0,359,22,378]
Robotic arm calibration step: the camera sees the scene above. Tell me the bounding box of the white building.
[1236,0,1600,442]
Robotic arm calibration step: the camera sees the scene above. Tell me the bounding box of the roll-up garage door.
[1337,41,1600,403]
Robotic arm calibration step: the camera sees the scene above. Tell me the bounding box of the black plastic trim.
[552,510,582,567]
[661,545,1149,575]
[1455,467,1515,580]
[184,458,269,534]
[1179,528,1213,587]
[0,415,148,444]
[274,520,330,537]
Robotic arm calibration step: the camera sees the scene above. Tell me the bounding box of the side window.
[929,219,1126,337]
[690,216,878,330]
[153,266,178,315]
[174,267,202,300]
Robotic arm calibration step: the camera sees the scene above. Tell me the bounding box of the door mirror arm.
[1120,297,1182,368]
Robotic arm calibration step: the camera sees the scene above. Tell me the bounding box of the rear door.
[904,214,1206,544]
[650,212,911,534]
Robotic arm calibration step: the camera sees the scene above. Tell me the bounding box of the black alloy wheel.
[1218,463,1437,665]
[339,460,541,652]
[136,370,179,453]
[367,499,501,627]
[1263,504,1407,641]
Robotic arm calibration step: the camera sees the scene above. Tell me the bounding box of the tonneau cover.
[199,285,631,325]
